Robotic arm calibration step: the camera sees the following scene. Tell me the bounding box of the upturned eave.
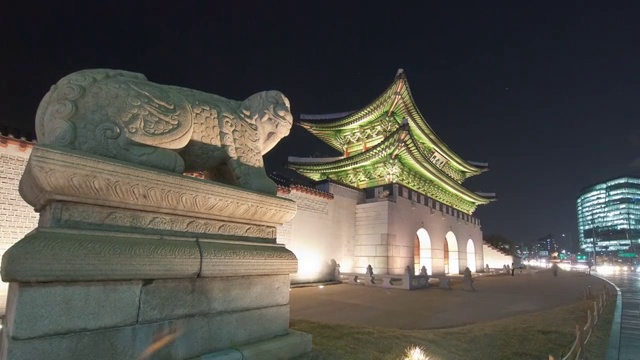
[296,70,489,177]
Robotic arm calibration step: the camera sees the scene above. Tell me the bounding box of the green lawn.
[292,293,615,360]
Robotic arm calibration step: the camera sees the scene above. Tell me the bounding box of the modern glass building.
[577,176,640,254]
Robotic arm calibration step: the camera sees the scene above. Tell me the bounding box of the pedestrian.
[463,267,475,291]
[511,262,515,276]
[551,262,559,277]
[586,259,593,275]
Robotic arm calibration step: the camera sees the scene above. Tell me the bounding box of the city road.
[598,270,640,359]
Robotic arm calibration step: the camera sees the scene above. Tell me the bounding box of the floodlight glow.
[294,249,323,278]
[597,265,615,275]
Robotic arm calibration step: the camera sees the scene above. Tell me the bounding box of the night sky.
[3,2,640,250]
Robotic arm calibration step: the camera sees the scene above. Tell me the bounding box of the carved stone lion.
[35,69,293,194]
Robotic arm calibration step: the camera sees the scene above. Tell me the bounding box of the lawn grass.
[292,291,616,360]
[581,291,616,360]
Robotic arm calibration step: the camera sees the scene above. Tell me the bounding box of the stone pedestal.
[1,146,311,360]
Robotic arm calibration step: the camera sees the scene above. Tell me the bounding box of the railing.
[550,284,611,360]
[338,265,460,290]
[482,266,534,275]
[339,265,428,290]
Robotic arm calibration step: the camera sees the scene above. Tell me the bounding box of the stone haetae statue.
[35,69,293,194]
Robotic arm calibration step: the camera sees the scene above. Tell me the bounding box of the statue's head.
[241,90,293,154]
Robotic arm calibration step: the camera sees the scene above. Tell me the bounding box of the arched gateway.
[445,231,460,274]
[467,239,476,272]
[286,69,494,279]
[415,228,432,275]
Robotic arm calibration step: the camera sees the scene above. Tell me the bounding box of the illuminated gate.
[444,240,449,274]
[467,239,476,272]
[414,236,420,273]
[416,228,432,275]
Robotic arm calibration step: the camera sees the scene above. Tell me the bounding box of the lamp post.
[590,222,598,269]
[628,197,638,255]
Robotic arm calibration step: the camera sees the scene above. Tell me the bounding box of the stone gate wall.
[0,134,39,294]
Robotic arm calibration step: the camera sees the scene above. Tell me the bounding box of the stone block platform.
[1,146,311,359]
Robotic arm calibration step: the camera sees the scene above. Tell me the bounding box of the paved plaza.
[2,270,634,359]
[290,269,608,329]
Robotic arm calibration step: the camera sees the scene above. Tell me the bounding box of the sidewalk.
[596,273,640,360]
[290,269,608,329]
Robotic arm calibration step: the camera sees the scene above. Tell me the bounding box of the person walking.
[511,263,515,276]
[463,267,475,291]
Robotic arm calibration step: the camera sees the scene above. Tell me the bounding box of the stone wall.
[0,135,38,294]
[276,179,484,280]
[355,184,485,276]
[325,183,360,273]
[276,183,358,283]
[482,243,514,269]
[354,201,390,274]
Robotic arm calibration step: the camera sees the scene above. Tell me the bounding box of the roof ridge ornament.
[396,68,404,76]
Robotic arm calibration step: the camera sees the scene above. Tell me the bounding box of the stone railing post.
[364,264,375,285]
[402,266,413,289]
[333,262,341,281]
[405,266,414,281]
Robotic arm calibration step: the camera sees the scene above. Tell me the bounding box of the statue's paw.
[151,152,184,173]
[242,178,277,195]
[174,156,185,174]
[158,150,185,173]
[256,181,277,195]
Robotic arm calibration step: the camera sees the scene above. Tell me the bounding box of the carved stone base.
[1,146,311,359]
[1,228,298,282]
[1,278,310,360]
[189,330,313,360]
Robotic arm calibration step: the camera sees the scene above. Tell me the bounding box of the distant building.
[577,176,640,254]
[532,234,558,259]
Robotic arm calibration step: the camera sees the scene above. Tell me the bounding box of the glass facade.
[577,177,640,254]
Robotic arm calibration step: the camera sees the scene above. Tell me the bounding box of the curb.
[592,274,621,360]
[290,281,342,289]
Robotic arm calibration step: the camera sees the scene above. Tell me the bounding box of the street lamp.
[590,221,598,269]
